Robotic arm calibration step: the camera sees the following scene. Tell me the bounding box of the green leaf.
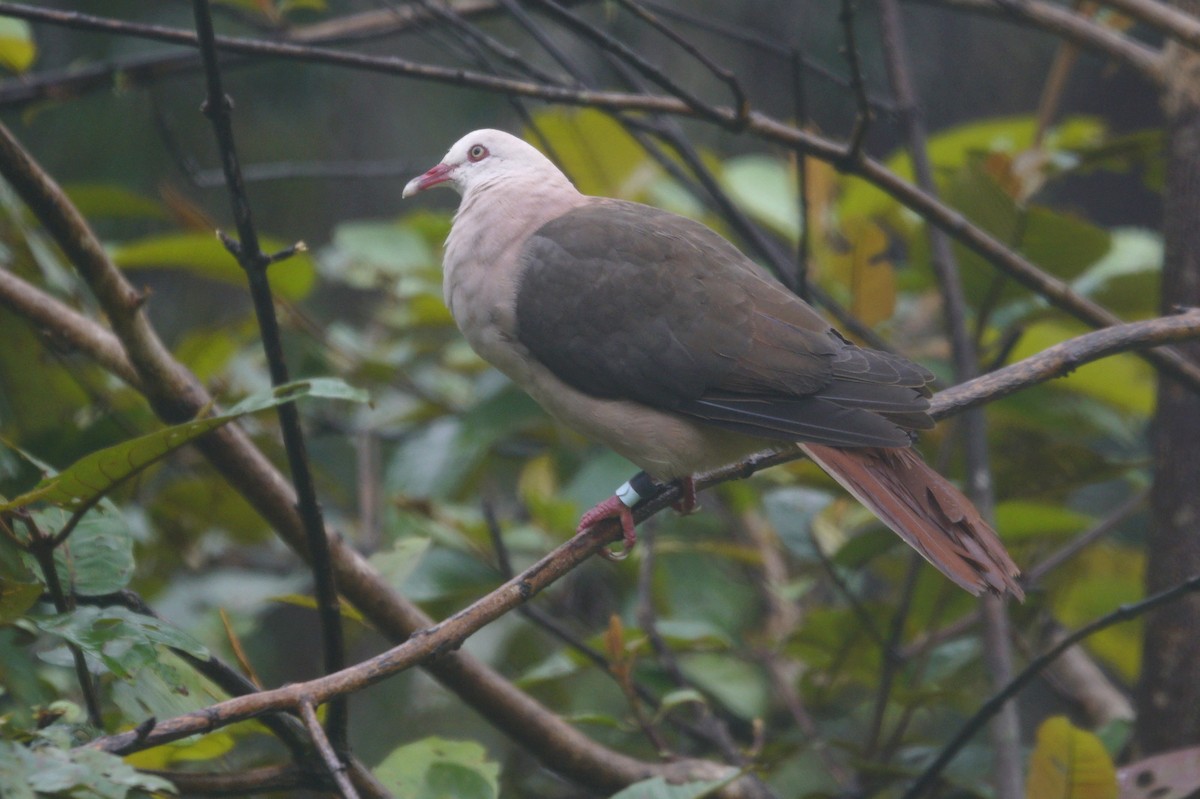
[762,486,833,560]
[608,774,738,799]
[38,506,136,595]
[323,219,438,291]
[111,232,317,300]
[2,378,367,512]
[34,605,208,681]
[0,740,176,798]
[64,184,168,221]
[993,501,1093,543]
[0,18,35,74]
[678,654,767,720]
[722,155,799,240]
[1072,227,1161,317]
[368,536,433,590]
[1050,544,1143,680]
[374,737,499,799]
[0,535,40,624]
[0,741,36,799]
[1021,206,1112,280]
[387,383,544,500]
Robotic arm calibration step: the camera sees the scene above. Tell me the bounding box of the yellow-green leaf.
[842,217,896,327]
[0,18,35,74]
[525,109,648,198]
[1008,321,1154,415]
[1050,544,1144,680]
[112,232,316,300]
[1026,716,1117,799]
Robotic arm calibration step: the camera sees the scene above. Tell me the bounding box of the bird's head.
[403,129,562,199]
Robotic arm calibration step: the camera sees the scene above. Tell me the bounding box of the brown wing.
[514,199,933,448]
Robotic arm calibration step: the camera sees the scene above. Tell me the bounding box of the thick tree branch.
[0,266,141,389]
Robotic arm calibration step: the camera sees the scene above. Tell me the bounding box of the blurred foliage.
[0,37,1164,799]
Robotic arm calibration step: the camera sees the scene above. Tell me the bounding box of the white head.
[402,129,570,199]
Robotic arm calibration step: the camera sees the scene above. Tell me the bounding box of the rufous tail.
[801,444,1023,599]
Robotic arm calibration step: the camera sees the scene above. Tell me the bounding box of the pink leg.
[577,495,637,560]
[672,476,698,515]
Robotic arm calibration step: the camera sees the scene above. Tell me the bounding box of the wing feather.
[514,199,936,447]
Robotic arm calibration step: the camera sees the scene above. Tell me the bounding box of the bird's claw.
[578,495,638,560]
[671,476,698,516]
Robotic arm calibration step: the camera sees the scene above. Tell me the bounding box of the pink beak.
[403,162,454,198]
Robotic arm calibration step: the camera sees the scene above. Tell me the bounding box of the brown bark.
[1136,25,1200,753]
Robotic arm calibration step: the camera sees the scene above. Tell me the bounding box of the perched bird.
[403,129,1021,598]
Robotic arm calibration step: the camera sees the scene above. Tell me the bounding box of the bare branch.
[191,0,349,753]
[931,308,1200,417]
[912,0,1164,82]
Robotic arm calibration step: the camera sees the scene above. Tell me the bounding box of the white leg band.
[615,480,642,508]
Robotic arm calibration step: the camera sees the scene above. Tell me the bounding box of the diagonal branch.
[900,570,1200,799]
[912,0,1164,82]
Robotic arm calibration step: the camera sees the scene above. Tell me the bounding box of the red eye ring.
[467,144,489,162]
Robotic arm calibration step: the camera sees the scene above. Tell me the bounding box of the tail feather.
[801,444,1023,599]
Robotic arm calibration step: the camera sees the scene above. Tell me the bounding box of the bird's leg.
[671,476,698,516]
[577,472,657,560]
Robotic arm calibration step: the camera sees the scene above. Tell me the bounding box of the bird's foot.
[577,495,638,561]
[671,476,698,516]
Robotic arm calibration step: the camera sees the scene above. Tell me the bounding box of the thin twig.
[1024,487,1149,585]
[634,527,751,768]
[189,0,349,754]
[837,0,874,164]
[900,571,1200,799]
[863,553,921,763]
[791,49,812,301]
[912,0,1163,83]
[523,0,738,127]
[86,591,391,799]
[20,512,103,727]
[299,700,360,799]
[614,0,748,124]
[876,1,1021,794]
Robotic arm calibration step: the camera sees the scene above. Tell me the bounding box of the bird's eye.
[467,144,489,162]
